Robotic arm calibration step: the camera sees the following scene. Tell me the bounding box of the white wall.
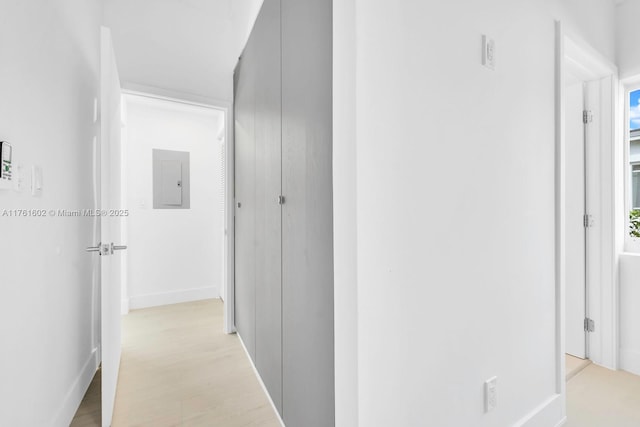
[616,0,640,79]
[0,1,102,426]
[617,0,640,378]
[333,1,616,426]
[555,0,616,64]
[103,0,264,103]
[124,95,223,309]
[620,253,640,375]
[333,0,358,426]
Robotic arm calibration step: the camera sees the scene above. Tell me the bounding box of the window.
[628,89,640,245]
[633,163,640,210]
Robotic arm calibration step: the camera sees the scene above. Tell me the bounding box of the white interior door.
[100,27,124,426]
[565,80,587,359]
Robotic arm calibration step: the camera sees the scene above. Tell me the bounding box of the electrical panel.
[152,149,190,209]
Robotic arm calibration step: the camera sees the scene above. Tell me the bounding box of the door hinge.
[278,195,285,205]
[583,214,593,228]
[583,110,593,124]
[584,318,595,333]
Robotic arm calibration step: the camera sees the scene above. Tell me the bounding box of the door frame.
[555,21,620,398]
[118,86,235,334]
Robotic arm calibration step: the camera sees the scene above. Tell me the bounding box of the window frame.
[624,85,640,253]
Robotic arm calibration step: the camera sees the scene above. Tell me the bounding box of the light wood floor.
[565,354,591,381]
[71,302,640,427]
[70,367,101,426]
[566,363,640,427]
[71,299,281,427]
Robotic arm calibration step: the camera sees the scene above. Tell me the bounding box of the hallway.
[3,1,640,426]
[73,300,280,426]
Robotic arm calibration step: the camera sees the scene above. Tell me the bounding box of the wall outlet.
[484,376,498,413]
[482,35,496,70]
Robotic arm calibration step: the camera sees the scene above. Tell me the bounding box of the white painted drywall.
[617,0,640,378]
[103,0,264,102]
[333,0,358,425]
[333,1,616,426]
[555,0,616,64]
[620,253,640,375]
[616,0,640,78]
[124,95,223,309]
[0,1,102,426]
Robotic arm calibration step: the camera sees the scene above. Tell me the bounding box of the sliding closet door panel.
[253,0,283,415]
[281,0,334,425]
[234,35,257,359]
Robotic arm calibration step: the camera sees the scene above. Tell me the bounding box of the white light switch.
[31,165,43,197]
[14,164,24,192]
[482,35,496,70]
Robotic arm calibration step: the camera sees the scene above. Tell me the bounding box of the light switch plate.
[31,165,43,197]
[485,376,498,413]
[482,35,496,70]
[14,164,24,192]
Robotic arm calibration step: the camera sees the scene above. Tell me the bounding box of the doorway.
[72,87,230,426]
[564,75,593,378]
[558,27,619,384]
[119,93,227,313]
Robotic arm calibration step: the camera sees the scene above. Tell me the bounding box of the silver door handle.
[87,243,110,255]
[111,243,127,252]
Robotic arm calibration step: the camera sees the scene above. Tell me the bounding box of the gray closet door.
[253,0,283,415]
[281,0,335,425]
[234,33,257,359]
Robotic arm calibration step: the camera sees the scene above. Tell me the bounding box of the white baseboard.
[514,394,565,427]
[129,286,218,310]
[620,349,640,376]
[52,348,100,427]
[237,334,286,427]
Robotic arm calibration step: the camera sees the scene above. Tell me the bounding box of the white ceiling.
[104,0,264,103]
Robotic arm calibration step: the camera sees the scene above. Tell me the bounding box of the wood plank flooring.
[565,354,591,381]
[71,300,640,426]
[566,363,640,427]
[70,367,101,427]
[71,299,281,427]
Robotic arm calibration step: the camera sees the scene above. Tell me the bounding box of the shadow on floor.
[70,366,101,427]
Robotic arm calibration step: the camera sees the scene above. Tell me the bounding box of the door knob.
[86,243,110,256]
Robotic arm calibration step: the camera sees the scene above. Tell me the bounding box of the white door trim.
[224,97,235,334]
[555,21,620,399]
